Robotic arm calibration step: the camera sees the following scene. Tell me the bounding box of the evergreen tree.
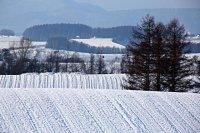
[165,19,192,92]
[124,15,155,90]
[151,22,167,91]
[125,16,192,92]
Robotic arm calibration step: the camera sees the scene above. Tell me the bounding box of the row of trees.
[124,15,193,92]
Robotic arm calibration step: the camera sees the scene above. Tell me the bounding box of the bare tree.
[10,37,32,74]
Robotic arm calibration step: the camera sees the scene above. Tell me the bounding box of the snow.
[0,88,199,133]
[71,38,125,49]
[0,73,199,132]
[185,53,200,60]
[0,36,21,49]
[187,35,200,44]
[0,73,125,89]
[27,48,123,62]
[31,42,47,48]
[0,36,46,49]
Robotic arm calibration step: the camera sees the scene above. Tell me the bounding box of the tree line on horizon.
[23,24,132,43]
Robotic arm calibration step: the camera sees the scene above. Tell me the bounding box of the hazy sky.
[75,0,200,10]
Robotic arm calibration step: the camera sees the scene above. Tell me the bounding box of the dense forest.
[23,24,133,44]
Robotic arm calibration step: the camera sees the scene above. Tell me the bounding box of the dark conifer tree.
[151,22,167,91]
[165,19,192,92]
[124,15,155,90]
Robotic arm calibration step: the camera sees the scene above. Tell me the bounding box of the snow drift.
[0,73,125,89]
[0,89,199,133]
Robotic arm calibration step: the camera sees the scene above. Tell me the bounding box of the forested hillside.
[23,24,133,43]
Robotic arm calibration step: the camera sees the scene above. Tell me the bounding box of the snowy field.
[0,36,46,49]
[0,88,199,133]
[71,38,125,49]
[0,73,125,89]
[1,36,200,133]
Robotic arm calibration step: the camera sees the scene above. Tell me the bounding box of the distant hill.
[23,24,93,41]
[23,24,133,44]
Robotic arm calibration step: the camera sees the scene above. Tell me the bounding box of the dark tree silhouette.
[151,22,168,91]
[124,16,192,92]
[164,19,192,92]
[124,15,155,90]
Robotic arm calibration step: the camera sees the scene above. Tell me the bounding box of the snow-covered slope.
[71,38,125,49]
[0,88,199,133]
[0,73,125,89]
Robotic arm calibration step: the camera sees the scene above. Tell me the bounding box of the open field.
[0,88,199,133]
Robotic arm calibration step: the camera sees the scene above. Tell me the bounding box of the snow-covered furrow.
[0,73,125,89]
[0,89,199,133]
